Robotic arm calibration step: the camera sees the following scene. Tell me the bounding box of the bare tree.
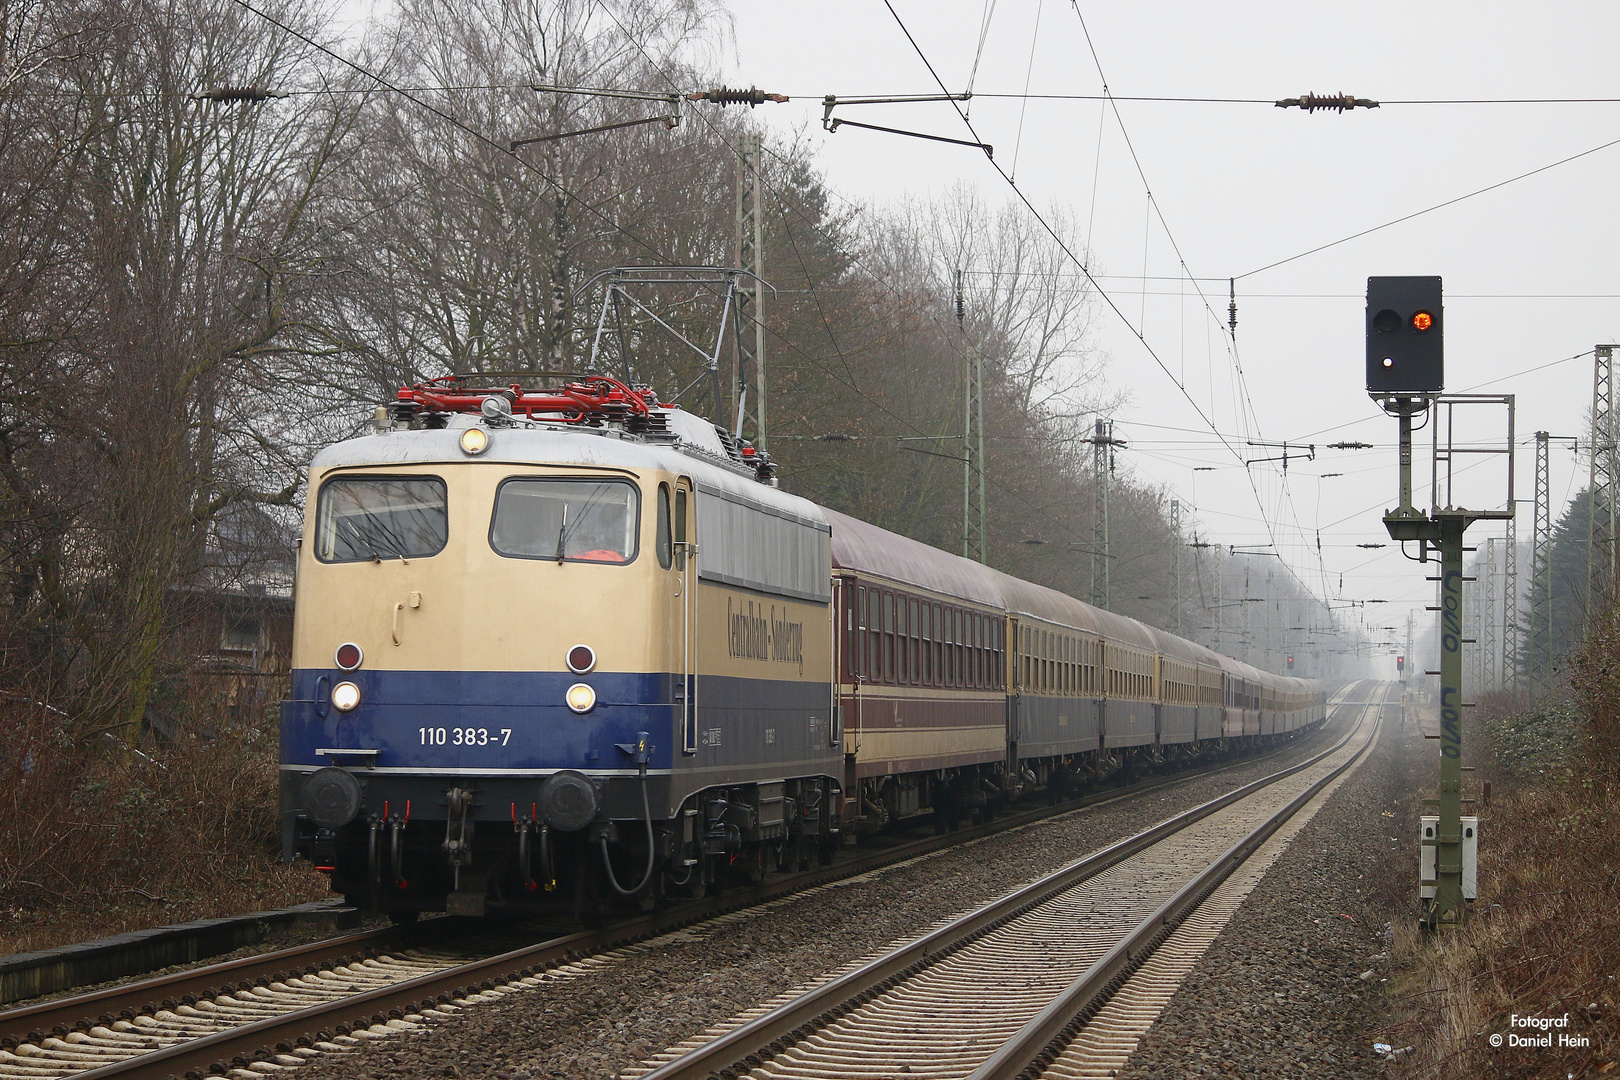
[0,0,364,740]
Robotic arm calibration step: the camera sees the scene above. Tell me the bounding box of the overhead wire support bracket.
[513,84,682,148]
[820,93,993,158]
[1244,440,1315,473]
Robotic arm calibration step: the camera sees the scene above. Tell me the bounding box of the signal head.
[1366,276,1443,396]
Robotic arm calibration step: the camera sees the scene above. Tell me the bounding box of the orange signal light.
[1411,311,1434,331]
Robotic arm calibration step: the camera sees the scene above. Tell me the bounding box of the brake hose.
[598,769,656,896]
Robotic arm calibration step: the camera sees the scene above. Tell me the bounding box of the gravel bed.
[1116,703,1413,1079]
[289,705,1365,1080]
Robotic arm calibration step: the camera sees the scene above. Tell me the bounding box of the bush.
[0,681,327,956]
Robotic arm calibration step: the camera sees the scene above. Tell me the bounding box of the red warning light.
[1411,311,1434,331]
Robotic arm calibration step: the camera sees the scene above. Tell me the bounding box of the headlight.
[459,427,489,455]
[565,682,596,714]
[332,681,361,712]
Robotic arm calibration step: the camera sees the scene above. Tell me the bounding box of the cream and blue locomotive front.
[280,411,839,914]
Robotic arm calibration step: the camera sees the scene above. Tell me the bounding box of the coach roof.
[825,508,1002,607]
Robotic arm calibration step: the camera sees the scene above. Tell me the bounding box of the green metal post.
[1433,513,1468,926]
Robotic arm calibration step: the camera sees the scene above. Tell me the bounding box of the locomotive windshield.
[490,478,639,564]
[314,476,448,563]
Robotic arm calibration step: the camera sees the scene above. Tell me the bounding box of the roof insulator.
[1274,92,1379,113]
[193,85,289,103]
[688,86,788,108]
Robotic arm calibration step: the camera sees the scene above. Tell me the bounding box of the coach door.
[672,478,698,753]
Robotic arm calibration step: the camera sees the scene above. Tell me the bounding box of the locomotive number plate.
[419,727,513,747]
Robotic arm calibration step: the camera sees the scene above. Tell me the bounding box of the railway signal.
[1366,276,1443,394]
[1366,273,1513,931]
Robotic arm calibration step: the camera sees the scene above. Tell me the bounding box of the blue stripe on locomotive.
[281,669,836,777]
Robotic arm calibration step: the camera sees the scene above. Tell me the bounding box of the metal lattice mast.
[1090,419,1113,608]
[1481,538,1497,691]
[732,133,766,447]
[962,343,986,563]
[952,270,988,565]
[1171,499,1183,634]
[1529,431,1553,686]
[1502,511,1518,693]
[1588,345,1616,628]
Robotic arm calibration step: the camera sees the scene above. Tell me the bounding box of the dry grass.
[1379,621,1620,1078]
[0,684,330,957]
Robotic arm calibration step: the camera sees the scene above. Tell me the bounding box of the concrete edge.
[0,901,360,1005]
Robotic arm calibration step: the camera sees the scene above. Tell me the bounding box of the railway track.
[0,686,1371,1080]
[629,686,1389,1080]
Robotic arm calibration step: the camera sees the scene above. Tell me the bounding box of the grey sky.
[330,0,1616,674]
[720,0,1618,673]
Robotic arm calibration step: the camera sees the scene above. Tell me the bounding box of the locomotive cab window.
[490,478,639,564]
[656,483,672,569]
[315,476,448,563]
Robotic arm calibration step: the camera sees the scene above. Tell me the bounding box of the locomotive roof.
[310,419,828,527]
[824,508,1002,607]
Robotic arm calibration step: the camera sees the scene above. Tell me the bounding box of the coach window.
[1020,626,1030,690]
[656,484,672,569]
[866,588,879,680]
[926,608,939,683]
[896,596,908,683]
[932,605,942,685]
[952,610,962,687]
[931,605,941,685]
[961,611,969,687]
[968,615,977,688]
[974,616,983,688]
[996,621,1005,685]
[908,599,920,684]
[887,592,900,683]
[979,617,989,687]
[964,616,973,688]
[974,617,985,687]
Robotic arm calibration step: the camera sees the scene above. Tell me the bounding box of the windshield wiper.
[556,504,569,564]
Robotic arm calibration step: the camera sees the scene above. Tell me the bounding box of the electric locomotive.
[280,373,1328,919]
[280,375,842,918]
